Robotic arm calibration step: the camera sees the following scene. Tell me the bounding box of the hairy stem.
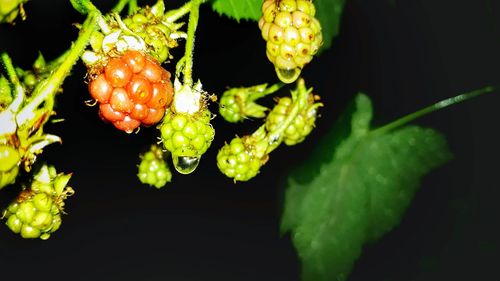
[112,0,131,13]
[0,53,24,112]
[370,86,495,136]
[182,0,203,87]
[164,1,192,23]
[16,11,100,126]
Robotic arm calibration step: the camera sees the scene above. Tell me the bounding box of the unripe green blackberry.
[219,83,277,123]
[217,127,269,182]
[137,145,172,188]
[265,92,322,146]
[258,0,323,83]
[3,190,62,240]
[0,144,20,189]
[2,165,73,239]
[160,109,214,157]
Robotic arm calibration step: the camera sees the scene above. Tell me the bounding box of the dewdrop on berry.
[275,67,301,84]
[172,155,200,174]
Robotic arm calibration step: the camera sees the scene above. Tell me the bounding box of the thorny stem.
[370,86,496,136]
[0,53,24,112]
[1,53,20,85]
[16,11,100,126]
[164,1,192,23]
[181,0,203,87]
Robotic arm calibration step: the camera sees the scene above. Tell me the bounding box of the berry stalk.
[177,0,203,88]
[370,86,496,136]
[16,10,101,127]
[265,78,311,154]
[164,1,192,23]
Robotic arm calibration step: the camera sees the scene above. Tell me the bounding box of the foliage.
[281,94,452,281]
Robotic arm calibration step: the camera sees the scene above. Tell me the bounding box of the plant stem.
[112,0,130,13]
[182,0,203,87]
[1,53,20,85]
[248,82,285,101]
[128,0,138,15]
[0,53,24,112]
[370,86,495,136]
[266,78,310,153]
[164,1,192,23]
[16,11,100,126]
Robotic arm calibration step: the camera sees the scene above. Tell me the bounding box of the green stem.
[370,86,495,136]
[16,11,100,126]
[182,0,203,87]
[164,1,192,23]
[1,53,20,85]
[266,78,309,153]
[128,0,138,15]
[1,53,24,112]
[248,82,285,101]
[112,0,130,13]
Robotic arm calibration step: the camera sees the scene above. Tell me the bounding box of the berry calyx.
[81,1,186,67]
[137,145,172,188]
[259,0,323,83]
[87,50,173,133]
[219,83,283,123]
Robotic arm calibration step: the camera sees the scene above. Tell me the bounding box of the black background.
[0,0,499,280]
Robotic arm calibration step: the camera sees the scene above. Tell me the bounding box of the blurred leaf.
[210,0,262,22]
[315,0,347,52]
[281,93,452,281]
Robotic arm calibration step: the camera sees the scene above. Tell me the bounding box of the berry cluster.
[217,79,321,182]
[2,165,73,240]
[88,50,173,133]
[137,145,172,188]
[259,0,323,83]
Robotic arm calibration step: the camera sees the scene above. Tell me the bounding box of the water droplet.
[172,155,200,174]
[275,67,301,84]
[269,134,280,145]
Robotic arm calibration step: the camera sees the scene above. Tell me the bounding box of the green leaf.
[315,0,347,52]
[281,93,452,281]
[210,0,262,22]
